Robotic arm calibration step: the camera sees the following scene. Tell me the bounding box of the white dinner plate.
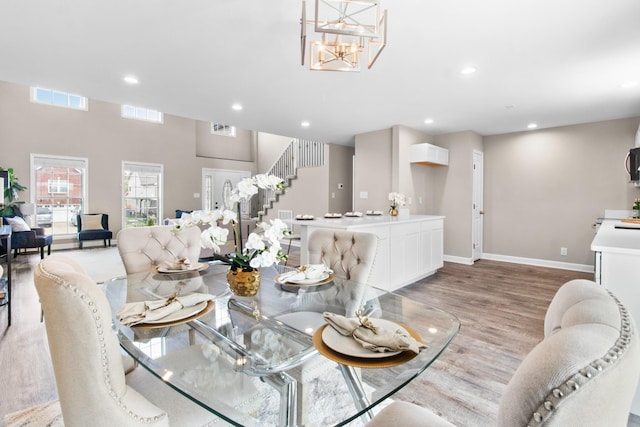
[141,301,209,324]
[275,271,333,286]
[157,262,207,273]
[321,318,405,358]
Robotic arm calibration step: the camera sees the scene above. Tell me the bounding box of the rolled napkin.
[117,292,214,326]
[323,312,426,354]
[278,264,332,283]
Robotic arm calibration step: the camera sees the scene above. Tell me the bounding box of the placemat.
[133,300,215,329]
[312,321,424,368]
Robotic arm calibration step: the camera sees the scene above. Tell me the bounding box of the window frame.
[31,154,88,237]
[30,87,88,111]
[122,161,163,228]
[121,105,164,124]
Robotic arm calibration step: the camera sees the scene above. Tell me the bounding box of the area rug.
[3,400,63,427]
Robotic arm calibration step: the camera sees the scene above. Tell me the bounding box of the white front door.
[472,150,484,261]
[202,168,251,213]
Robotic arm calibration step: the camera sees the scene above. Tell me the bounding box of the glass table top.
[103,262,460,427]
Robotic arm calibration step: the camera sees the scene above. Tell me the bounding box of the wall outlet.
[193,192,200,198]
[560,247,567,256]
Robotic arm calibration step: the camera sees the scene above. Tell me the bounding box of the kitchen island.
[293,214,445,292]
[591,219,640,415]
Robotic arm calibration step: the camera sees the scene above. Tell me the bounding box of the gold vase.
[227,267,261,297]
[389,207,398,216]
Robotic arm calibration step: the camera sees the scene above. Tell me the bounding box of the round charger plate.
[274,272,334,286]
[156,262,209,274]
[133,300,214,329]
[321,318,404,358]
[312,321,423,368]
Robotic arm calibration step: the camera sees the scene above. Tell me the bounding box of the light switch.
[331,192,335,198]
[360,191,368,199]
[193,193,200,198]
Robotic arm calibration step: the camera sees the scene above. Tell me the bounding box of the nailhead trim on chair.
[38,266,168,424]
[527,291,634,426]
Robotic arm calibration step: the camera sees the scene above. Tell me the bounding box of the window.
[122,105,163,123]
[211,123,236,137]
[47,178,69,194]
[123,162,163,228]
[31,154,87,236]
[30,87,88,111]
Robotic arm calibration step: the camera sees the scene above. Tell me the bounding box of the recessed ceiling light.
[301,121,310,127]
[460,66,477,75]
[231,103,243,111]
[527,123,538,129]
[123,75,139,85]
[424,118,434,124]
[621,81,638,89]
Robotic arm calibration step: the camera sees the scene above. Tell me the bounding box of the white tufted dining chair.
[307,229,378,284]
[116,225,202,275]
[34,254,219,426]
[282,229,379,426]
[366,279,640,427]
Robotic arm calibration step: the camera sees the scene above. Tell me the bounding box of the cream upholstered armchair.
[366,279,640,427]
[116,225,201,275]
[34,254,218,426]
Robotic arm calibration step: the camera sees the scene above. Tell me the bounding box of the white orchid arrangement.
[174,174,289,270]
[388,192,406,209]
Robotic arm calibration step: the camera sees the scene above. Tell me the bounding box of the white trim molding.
[481,253,594,273]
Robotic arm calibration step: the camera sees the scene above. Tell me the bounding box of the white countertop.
[293,214,445,229]
[591,219,640,255]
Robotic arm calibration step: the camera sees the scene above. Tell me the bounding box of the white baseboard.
[481,252,594,273]
[443,255,473,265]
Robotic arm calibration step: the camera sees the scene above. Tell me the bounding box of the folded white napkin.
[117,293,214,326]
[323,312,426,354]
[160,257,193,270]
[279,264,332,283]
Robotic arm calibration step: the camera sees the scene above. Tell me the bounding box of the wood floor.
[1,248,639,426]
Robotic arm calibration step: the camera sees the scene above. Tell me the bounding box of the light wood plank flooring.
[0,248,638,426]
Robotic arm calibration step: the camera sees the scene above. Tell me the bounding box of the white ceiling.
[1,0,640,146]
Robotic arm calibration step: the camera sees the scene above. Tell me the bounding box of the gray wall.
[0,81,254,243]
[483,117,640,266]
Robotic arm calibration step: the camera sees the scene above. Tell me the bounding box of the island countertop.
[293,214,445,229]
[293,214,446,292]
[591,219,640,255]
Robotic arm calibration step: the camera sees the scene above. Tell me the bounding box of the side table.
[0,224,12,326]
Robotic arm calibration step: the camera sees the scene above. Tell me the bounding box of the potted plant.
[174,174,290,296]
[0,167,27,217]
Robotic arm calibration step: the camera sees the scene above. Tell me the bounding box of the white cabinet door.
[431,228,444,269]
[409,143,449,166]
[390,231,420,287]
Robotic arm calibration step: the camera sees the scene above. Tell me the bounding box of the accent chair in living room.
[1,214,52,259]
[76,213,112,249]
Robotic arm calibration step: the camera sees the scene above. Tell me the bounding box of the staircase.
[254,139,324,218]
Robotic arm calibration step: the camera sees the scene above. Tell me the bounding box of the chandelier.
[300,0,387,72]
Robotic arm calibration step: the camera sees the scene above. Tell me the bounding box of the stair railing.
[253,139,324,217]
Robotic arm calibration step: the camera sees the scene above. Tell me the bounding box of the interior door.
[472,150,484,262]
[202,168,251,213]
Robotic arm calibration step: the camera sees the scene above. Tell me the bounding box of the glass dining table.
[103,262,460,427]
